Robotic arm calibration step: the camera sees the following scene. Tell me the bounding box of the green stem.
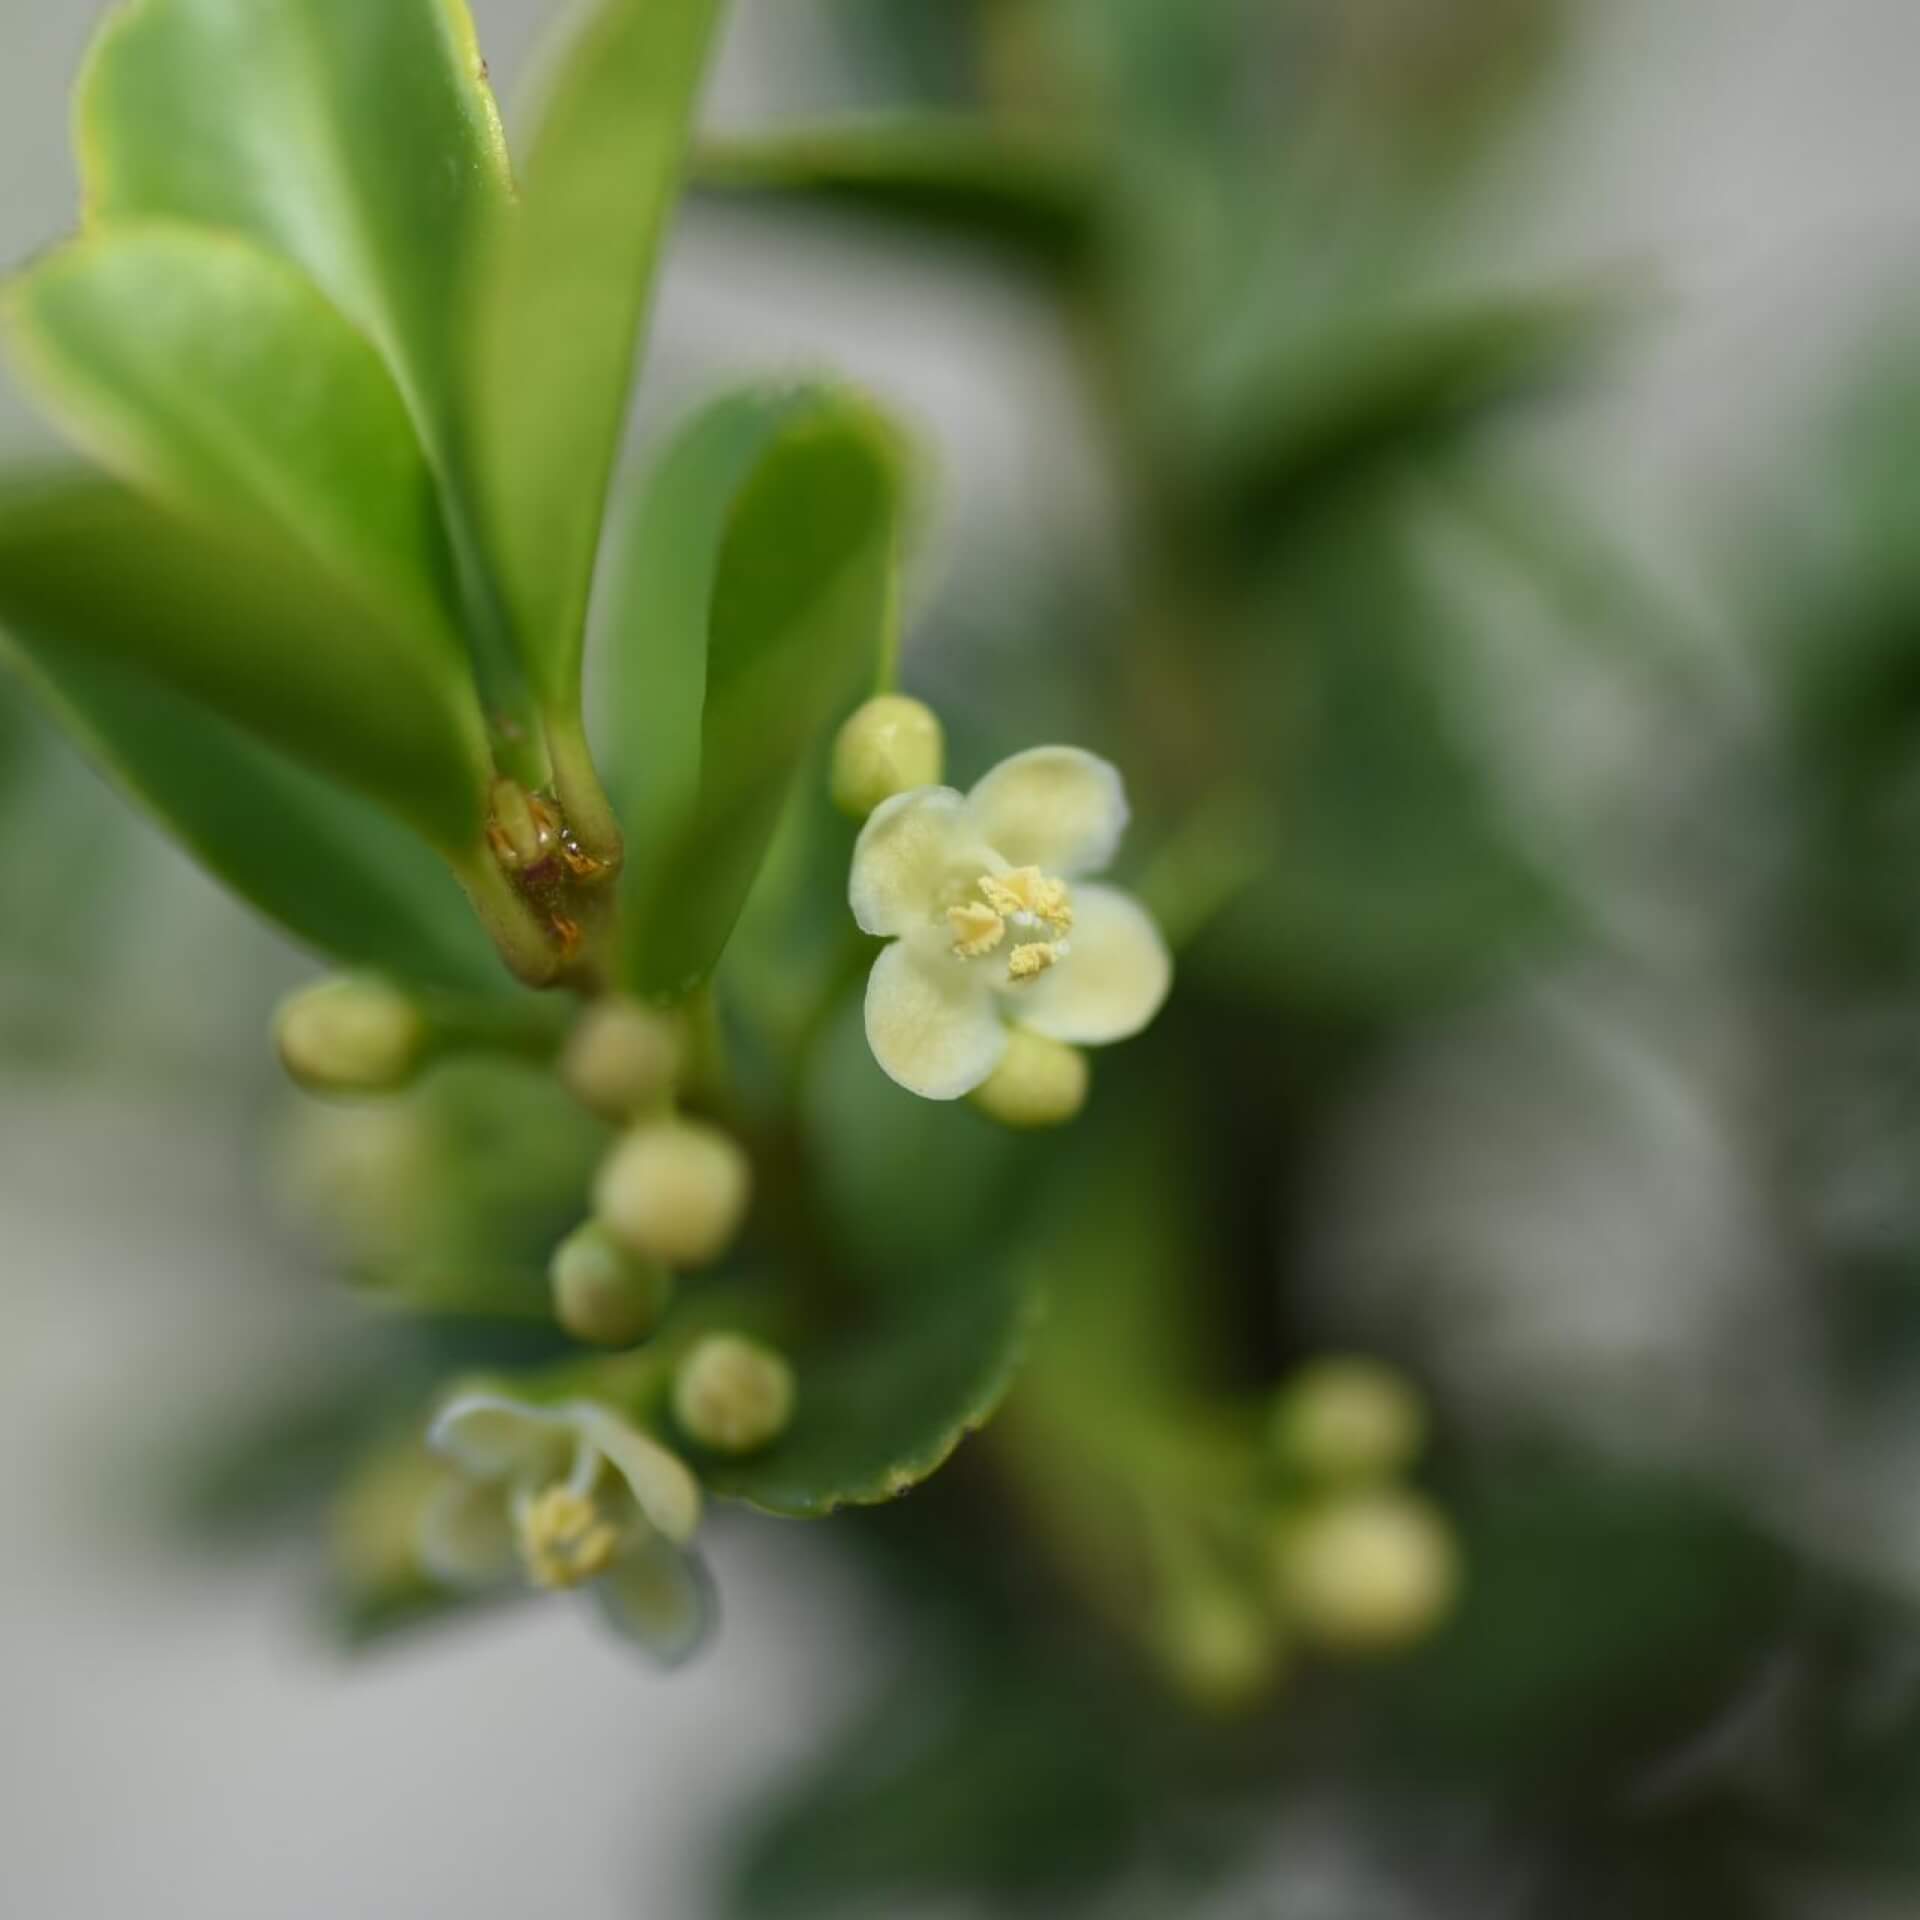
[447,841,560,988]
[678,983,734,1116]
[442,478,549,792]
[1136,786,1267,951]
[544,707,625,871]
[419,989,573,1065]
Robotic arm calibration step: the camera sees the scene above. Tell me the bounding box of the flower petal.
[427,1392,572,1482]
[865,938,1008,1100]
[415,1475,517,1588]
[849,787,993,936]
[568,1403,703,1545]
[591,1537,715,1666]
[966,747,1129,877]
[1009,884,1172,1045]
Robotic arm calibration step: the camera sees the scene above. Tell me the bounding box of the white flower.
[849,746,1173,1099]
[420,1391,710,1664]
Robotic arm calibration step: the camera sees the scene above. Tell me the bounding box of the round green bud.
[673,1333,796,1455]
[1269,1356,1428,1485]
[594,1119,752,1267]
[1272,1491,1460,1655]
[1158,1583,1283,1712]
[488,778,559,871]
[830,695,945,817]
[550,1221,675,1347]
[274,978,429,1095]
[561,997,684,1122]
[969,1028,1090,1130]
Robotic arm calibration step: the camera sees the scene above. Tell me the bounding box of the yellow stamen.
[948,901,1006,958]
[1008,941,1061,981]
[978,868,1073,932]
[515,1484,619,1590]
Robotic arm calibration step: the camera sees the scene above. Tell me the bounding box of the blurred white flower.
[849,746,1172,1100]
[421,1392,709,1664]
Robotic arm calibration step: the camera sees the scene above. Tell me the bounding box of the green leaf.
[694,114,1099,272]
[1199,287,1623,548]
[607,385,906,997]
[468,0,722,716]
[1202,495,1555,1012]
[698,1262,1043,1518]
[0,475,490,853]
[1389,1463,1791,1785]
[1,634,501,989]
[5,223,465,665]
[77,0,511,483]
[729,1643,1138,1918]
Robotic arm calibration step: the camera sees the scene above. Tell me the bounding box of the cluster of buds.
[274,692,1190,1668]
[1151,1357,1457,1713]
[1264,1358,1459,1654]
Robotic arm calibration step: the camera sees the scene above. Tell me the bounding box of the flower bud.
[830,695,945,817]
[1272,1491,1460,1654]
[488,778,559,871]
[274,977,429,1095]
[1158,1583,1284,1712]
[969,1028,1090,1129]
[1269,1357,1427,1485]
[594,1119,751,1267]
[550,1221,675,1347]
[673,1334,796,1455]
[561,998,683,1122]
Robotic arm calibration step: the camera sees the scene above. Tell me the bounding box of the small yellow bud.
[1158,1584,1284,1712]
[1269,1357,1428,1485]
[274,977,428,1095]
[560,998,683,1121]
[594,1119,752,1267]
[1272,1491,1460,1654]
[969,1028,1089,1129]
[550,1221,675,1347]
[830,695,945,817]
[673,1333,796,1455]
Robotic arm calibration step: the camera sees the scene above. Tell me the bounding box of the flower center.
[947,867,1073,983]
[515,1483,620,1590]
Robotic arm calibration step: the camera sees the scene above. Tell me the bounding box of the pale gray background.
[3,2,1920,1915]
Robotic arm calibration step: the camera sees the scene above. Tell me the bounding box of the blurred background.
[7,1,1920,1914]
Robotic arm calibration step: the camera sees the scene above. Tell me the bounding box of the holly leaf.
[0,475,490,854]
[2,635,502,989]
[466,0,722,717]
[76,0,511,485]
[697,1264,1043,1518]
[605,384,906,997]
[5,223,466,668]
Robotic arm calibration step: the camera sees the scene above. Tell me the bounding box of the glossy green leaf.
[468,0,722,714]
[694,115,1099,272]
[698,1262,1043,1518]
[5,223,464,662]
[607,385,906,997]
[77,0,511,478]
[2,635,502,989]
[0,476,490,853]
